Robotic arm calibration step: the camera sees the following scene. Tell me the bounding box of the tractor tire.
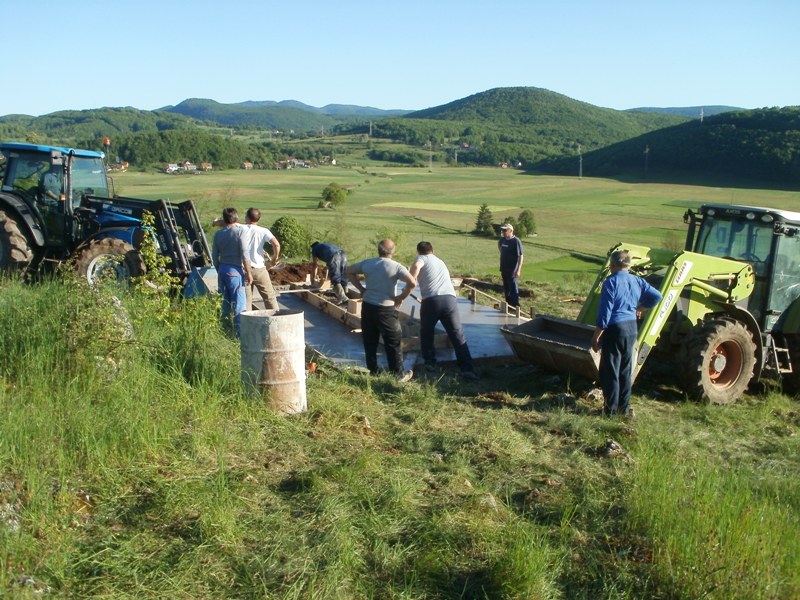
[681,319,757,404]
[0,209,34,272]
[75,238,145,286]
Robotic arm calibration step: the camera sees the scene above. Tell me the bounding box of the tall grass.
[625,406,800,599]
[0,276,798,598]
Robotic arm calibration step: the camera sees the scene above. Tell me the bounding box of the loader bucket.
[183,266,218,298]
[501,315,600,381]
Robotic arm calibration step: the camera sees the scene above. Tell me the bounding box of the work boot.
[333,283,348,305]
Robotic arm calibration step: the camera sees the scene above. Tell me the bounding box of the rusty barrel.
[240,309,307,414]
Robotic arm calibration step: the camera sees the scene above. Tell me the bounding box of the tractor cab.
[0,142,110,251]
[685,204,800,332]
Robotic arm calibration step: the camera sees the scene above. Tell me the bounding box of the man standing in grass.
[346,239,416,382]
[590,249,662,417]
[244,207,281,310]
[498,223,523,307]
[409,241,479,380]
[212,208,252,337]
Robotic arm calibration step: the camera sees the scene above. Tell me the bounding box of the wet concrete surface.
[253,287,528,372]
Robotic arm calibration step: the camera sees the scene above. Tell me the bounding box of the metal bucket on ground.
[240,309,307,414]
[501,315,601,381]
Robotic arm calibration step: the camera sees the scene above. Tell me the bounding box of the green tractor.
[502,203,800,403]
[0,142,214,295]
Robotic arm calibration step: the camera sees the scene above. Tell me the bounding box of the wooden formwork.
[291,286,450,352]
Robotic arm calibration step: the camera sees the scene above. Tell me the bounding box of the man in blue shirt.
[590,249,662,417]
[311,241,349,304]
[212,208,253,337]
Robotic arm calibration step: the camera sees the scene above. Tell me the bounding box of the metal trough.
[501,315,600,381]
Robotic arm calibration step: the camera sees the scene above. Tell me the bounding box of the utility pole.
[578,144,583,179]
[427,141,433,172]
[644,144,650,173]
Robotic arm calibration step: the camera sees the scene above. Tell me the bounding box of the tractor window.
[1,152,50,203]
[768,234,800,315]
[696,216,773,267]
[71,157,109,206]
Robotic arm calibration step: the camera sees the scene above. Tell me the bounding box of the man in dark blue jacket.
[311,241,349,304]
[498,223,523,307]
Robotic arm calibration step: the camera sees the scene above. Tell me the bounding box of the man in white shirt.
[409,241,479,380]
[244,208,281,310]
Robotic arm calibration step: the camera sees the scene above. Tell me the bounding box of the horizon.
[3,0,797,117]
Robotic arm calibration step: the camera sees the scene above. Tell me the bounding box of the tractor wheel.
[75,238,145,286]
[681,319,757,404]
[0,209,34,272]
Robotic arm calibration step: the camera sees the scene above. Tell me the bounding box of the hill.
[539,106,800,184]
[1,88,797,186]
[161,98,410,130]
[227,99,409,117]
[626,105,742,118]
[350,87,689,166]
[0,107,199,146]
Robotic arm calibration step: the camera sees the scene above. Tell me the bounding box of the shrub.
[474,203,493,235]
[517,209,536,236]
[321,183,348,208]
[271,215,311,260]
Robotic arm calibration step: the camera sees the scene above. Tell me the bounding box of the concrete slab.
[260,288,528,371]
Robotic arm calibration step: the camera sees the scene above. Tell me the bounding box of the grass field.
[113,165,800,285]
[1,167,798,597]
[0,277,797,599]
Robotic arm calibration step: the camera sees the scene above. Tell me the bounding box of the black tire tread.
[682,319,757,404]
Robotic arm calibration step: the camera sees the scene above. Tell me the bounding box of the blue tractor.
[0,142,214,295]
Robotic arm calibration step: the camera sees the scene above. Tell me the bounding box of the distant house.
[200,162,213,171]
[165,163,180,174]
[241,161,253,170]
[182,161,198,173]
[107,161,129,172]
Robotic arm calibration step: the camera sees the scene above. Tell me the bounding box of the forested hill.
[162,99,408,129]
[0,107,199,143]
[538,106,800,184]
[408,87,684,132]
[354,87,689,166]
[626,105,742,118]
[1,87,797,186]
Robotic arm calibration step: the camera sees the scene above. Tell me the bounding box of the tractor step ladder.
[769,342,793,374]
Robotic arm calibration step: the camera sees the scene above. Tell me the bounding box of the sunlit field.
[112,165,800,283]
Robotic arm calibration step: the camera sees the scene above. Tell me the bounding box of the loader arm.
[632,249,755,381]
[502,242,756,385]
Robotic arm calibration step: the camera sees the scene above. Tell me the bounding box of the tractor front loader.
[0,142,215,295]
[503,204,800,404]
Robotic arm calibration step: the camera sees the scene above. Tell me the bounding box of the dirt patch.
[270,262,315,285]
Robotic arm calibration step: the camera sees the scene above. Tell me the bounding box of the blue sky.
[3,0,796,116]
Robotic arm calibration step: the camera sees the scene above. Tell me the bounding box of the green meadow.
[112,165,800,284]
[1,166,798,598]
